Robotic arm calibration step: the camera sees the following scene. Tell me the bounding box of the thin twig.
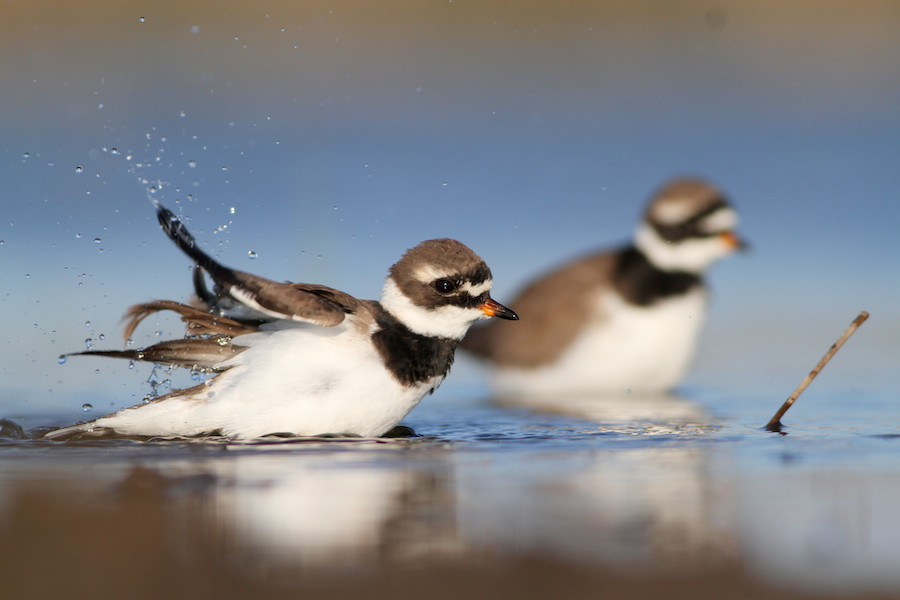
[765,311,869,432]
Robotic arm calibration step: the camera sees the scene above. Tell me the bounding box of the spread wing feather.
[70,300,256,369]
[121,300,260,341]
[73,338,243,370]
[157,206,360,326]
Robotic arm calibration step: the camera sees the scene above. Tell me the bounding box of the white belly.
[490,289,707,397]
[92,322,440,439]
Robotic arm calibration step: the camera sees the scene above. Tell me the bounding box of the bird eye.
[434,279,457,294]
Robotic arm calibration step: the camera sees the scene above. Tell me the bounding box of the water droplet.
[85,338,93,349]
[75,166,83,173]
[57,355,67,364]
[110,148,120,155]
[333,205,338,210]
[442,182,448,186]
[23,152,30,158]
[75,233,82,238]
[229,207,236,214]
[139,16,145,23]
[98,333,105,341]
[128,360,135,370]
[93,238,101,244]
[188,159,196,168]
[247,250,257,259]
[82,403,93,412]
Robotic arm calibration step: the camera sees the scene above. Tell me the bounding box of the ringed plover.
[461,177,744,397]
[46,205,517,440]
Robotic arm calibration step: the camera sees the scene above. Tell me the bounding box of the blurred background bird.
[462,178,745,398]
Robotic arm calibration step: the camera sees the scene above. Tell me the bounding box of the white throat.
[634,222,733,274]
[380,278,485,340]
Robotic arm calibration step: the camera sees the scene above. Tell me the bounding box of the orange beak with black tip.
[720,230,749,252]
[479,297,519,320]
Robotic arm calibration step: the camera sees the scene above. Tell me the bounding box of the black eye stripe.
[653,199,731,242]
[467,264,492,287]
[432,290,488,310]
[685,198,729,226]
[427,265,492,291]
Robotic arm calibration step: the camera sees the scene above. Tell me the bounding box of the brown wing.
[157,205,360,326]
[225,277,362,326]
[461,252,616,368]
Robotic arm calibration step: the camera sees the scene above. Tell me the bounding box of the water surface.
[3,386,899,598]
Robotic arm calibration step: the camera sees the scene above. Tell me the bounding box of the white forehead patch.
[698,207,738,234]
[413,263,454,284]
[460,279,492,297]
[652,200,699,225]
